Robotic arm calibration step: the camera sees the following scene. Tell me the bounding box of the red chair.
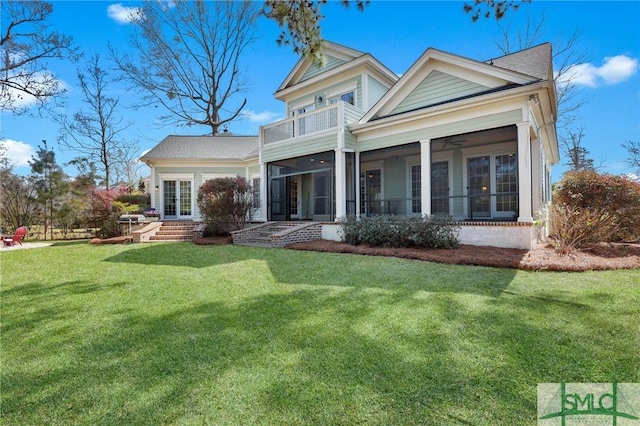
[3,226,27,247]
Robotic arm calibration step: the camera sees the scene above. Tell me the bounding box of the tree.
[56,54,136,189]
[561,126,594,172]
[0,163,38,231]
[263,0,367,63]
[464,0,530,22]
[0,0,75,113]
[29,140,67,240]
[112,0,258,135]
[264,1,525,64]
[197,177,254,235]
[622,140,640,174]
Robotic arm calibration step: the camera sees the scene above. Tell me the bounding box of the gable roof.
[276,41,367,93]
[275,41,398,100]
[140,134,259,163]
[360,44,552,123]
[485,43,552,81]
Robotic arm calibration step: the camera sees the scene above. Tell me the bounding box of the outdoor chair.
[3,226,27,247]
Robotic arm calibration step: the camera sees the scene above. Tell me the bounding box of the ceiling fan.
[442,137,466,148]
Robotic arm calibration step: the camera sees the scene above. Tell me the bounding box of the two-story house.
[142,41,558,249]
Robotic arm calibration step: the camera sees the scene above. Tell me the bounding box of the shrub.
[550,204,616,254]
[197,177,254,236]
[116,193,150,208]
[553,171,640,245]
[414,215,460,249]
[339,215,459,249]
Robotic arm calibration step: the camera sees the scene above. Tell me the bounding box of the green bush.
[116,193,150,208]
[553,171,640,245]
[339,215,459,249]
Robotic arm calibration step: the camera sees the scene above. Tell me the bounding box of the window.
[495,154,517,212]
[330,90,355,106]
[252,178,261,209]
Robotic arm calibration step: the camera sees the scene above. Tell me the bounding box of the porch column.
[260,162,268,222]
[420,139,431,216]
[530,137,542,217]
[335,148,346,219]
[355,151,361,218]
[517,122,533,222]
[150,165,157,209]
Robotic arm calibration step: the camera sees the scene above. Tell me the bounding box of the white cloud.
[625,173,639,182]
[107,3,142,24]
[243,110,282,123]
[562,55,638,88]
[1,139,35,167]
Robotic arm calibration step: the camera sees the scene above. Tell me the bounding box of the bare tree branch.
[111,0,258,135]
[0,0,76,113]
[56,54,135,189]
[622,140,640,174]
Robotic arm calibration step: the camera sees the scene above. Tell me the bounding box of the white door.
[163,179,193,220]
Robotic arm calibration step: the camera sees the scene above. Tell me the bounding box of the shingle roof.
[141,134,259,161]
[486,43,552,80]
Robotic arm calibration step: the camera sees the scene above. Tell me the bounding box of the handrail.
[261,101,363,146]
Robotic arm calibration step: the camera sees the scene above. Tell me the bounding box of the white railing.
[261,102,363,146]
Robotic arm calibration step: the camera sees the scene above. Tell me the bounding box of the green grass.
[1,242,638,425]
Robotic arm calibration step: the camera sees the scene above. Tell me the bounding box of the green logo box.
[538,383,640,425]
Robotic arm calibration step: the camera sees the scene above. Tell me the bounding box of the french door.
[163,179,193,220]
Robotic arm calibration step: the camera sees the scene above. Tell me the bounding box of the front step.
[149,221,198,241]
[232,222,322,248]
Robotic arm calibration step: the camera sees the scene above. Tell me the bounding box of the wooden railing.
[261,102,363,145]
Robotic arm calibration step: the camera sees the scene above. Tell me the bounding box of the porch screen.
[431,161,449,215]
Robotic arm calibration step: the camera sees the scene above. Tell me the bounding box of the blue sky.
[2,1,639,182]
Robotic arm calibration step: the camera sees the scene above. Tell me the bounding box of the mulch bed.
[89,236,133,244]
[286,240,640,272]
[193,236,233,245]
[155,236,640,272]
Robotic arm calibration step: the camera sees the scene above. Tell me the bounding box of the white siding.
[390,70,488,116]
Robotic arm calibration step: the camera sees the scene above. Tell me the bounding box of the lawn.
[1,242,638,425]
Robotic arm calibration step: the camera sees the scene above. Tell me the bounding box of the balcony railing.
[354,192,519,220]
[261,102,363,146]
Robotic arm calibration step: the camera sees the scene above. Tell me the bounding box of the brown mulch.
[182,236,640,272]
[286,240,640,272]
[193,236,233,245]
[89,236,133,244]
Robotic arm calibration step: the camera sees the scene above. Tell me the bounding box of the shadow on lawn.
[3,283,637,425]
[104,243,518,297]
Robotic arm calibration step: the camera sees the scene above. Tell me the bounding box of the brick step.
[233,221,322,248]
[149,236,192,241]
[150,222,197,241]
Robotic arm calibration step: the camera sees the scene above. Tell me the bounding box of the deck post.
[420,139,432,216]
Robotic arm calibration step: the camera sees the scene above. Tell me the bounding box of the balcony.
[261,102,363,146]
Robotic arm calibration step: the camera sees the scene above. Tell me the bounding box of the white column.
[335,148,346,219]
[260,162,267,222]
[420,140,431,216]
[517,122,533,222]
[355,151,361,218]
[530,137,541,217]
[150,165,157,209]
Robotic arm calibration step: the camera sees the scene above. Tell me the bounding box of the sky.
[1,0,639,183]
